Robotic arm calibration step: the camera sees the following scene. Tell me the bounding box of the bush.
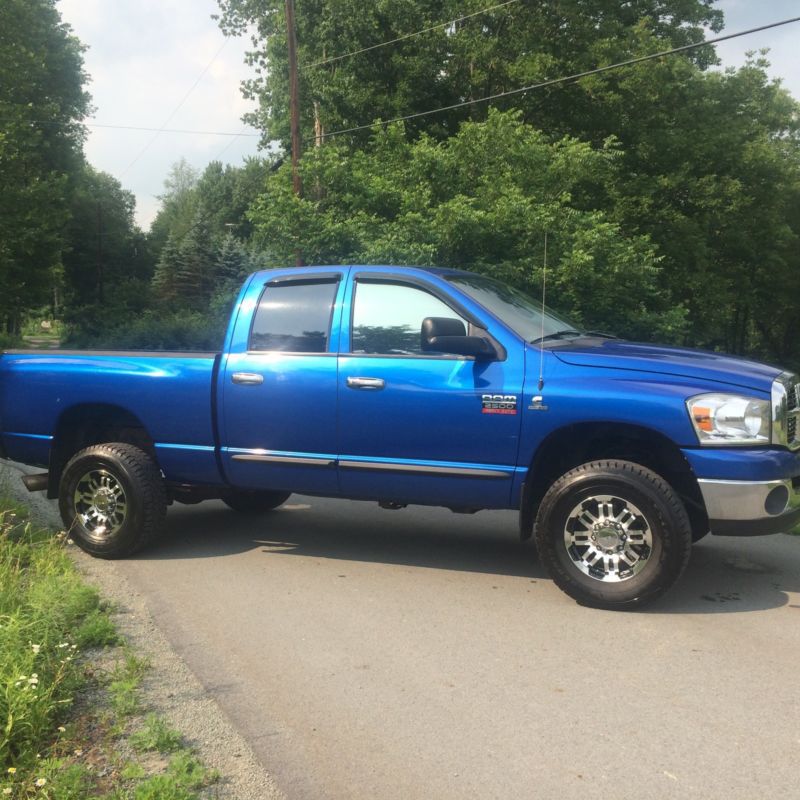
[0,332,20,350]
[63,309,226,351]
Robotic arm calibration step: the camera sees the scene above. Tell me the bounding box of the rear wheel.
[59,443,166,559]
[534,460,692,609]
[222,490,291,514]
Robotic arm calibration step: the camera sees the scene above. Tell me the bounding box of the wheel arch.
[48,403,157,499]
[520,421,707,541]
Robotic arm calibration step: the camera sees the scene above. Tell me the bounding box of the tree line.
[2,0,799,370]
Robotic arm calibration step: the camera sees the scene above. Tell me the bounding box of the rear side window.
[249,280,338,352]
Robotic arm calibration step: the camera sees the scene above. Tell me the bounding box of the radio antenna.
[537,231,548,391]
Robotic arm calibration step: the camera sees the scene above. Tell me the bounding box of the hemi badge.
[481,394,518,415]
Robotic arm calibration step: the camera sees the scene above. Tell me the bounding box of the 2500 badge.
[481,394,517,415]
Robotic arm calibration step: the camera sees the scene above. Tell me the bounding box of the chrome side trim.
[231,454,335,466]
[229,452,511,478]
[338,460,510,479]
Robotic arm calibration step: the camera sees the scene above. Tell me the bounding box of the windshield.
[447,273,581,343]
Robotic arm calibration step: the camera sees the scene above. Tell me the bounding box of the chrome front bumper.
[698,478,800,536]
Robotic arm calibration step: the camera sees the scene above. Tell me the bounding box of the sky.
[57,0,800,231]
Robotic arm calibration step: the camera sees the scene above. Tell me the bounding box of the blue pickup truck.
[1,265,798,608]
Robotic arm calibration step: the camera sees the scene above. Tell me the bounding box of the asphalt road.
[6,469,800,799]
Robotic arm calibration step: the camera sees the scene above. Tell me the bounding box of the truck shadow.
[149,498,800,615]
[155,499,543,579]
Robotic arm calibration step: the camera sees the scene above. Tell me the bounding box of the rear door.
[219,270,345,494]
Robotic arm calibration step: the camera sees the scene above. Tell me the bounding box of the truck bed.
[0,350,222,485]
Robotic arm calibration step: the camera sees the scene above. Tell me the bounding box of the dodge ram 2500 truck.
[1,265,799,608]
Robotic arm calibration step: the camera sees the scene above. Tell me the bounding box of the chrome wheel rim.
[73,469,128,540]
[563,494,653,582]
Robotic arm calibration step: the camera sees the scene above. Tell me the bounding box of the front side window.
[351,281,466,355]
[249,280,338,352]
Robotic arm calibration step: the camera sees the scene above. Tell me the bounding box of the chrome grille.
[773,373,800,451]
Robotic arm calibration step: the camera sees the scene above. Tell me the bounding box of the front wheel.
[59,443,167,559]
[534,460,692,609]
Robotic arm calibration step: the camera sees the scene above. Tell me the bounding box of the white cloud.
[58,0,261,229]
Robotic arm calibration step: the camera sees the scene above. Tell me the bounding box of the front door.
[337,274,523,509]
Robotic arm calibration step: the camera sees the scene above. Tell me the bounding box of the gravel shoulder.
[1,458,285,800]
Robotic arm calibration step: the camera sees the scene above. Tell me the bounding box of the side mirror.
[421,317,496,359]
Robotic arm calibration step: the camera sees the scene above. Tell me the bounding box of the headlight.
[686,393,771,445]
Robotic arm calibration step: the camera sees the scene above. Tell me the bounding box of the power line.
[5,15,796,148]
[212,128,252,161]
[121,38,230,176]
[311,15,800,142]
[90,121,259,137]
[0,117,260,136]
[304,0,520,69]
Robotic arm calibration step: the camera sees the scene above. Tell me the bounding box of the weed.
[167,750,219,789]
[109,681,140,719]
[74,611,120,649]
[106,651,150,718]
[131,750,218,800]
[131,715,182,754]
[120,761,146,781]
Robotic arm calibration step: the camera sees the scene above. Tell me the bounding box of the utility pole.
[285,0,303,266]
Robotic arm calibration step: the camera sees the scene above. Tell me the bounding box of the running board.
[21,473,49,492]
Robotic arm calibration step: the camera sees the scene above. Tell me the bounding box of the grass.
[0,505,104,774]
[0,493,219,799]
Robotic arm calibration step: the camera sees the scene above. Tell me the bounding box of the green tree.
[0,0,89,333]
[216,0,721,147]
[152,210,219,311]
[147,159,200,260]
[250,111,685,340]
[61,165,152,335]
[221,0,800,369]
[594,53,800,362]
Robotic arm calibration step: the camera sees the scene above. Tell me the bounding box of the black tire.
[59,443,166,559]
[534,460,692,609]
[222,490,291,514]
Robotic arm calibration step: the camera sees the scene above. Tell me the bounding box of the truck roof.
[250,264,473,281]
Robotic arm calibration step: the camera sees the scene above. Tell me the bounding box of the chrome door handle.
[231,372,264,385]
[346,377,385,390]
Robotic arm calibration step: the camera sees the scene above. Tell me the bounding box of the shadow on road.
[151,500,544,579]
[646,535,800,615]
[138,497,800,616]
